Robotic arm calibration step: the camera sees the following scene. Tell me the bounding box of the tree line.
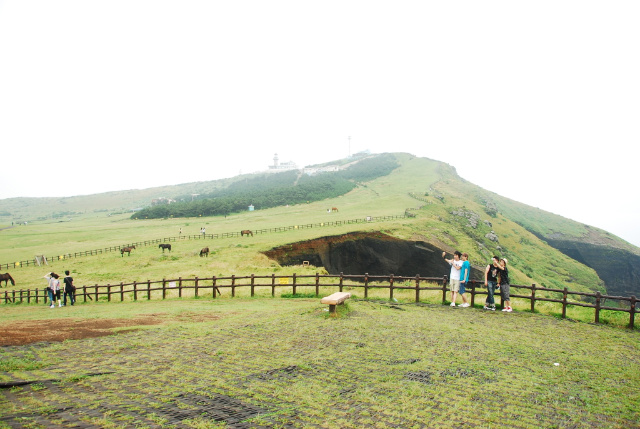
[131,154,399,219]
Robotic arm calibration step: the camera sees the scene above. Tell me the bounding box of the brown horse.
[159,243,172,252]
[241,230,253,237]
[0,273,15,287]
[121,245,136,257]
[199,247,209,257]
[331,207,339,212]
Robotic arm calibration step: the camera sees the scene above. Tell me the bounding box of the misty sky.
[0,1,638,247]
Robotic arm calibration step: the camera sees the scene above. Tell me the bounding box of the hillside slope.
[397,157,639,297]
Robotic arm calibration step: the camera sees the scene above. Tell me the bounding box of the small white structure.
[268,153,298,172]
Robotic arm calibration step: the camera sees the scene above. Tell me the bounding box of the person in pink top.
[44,272,61,308]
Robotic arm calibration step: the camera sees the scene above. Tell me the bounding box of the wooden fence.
[2,273,638,329]
[0,215,405,270]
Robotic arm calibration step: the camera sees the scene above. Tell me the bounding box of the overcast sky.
[1,1,638,247]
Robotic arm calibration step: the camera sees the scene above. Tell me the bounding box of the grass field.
[1,298,639,428]
[1,154,639,427]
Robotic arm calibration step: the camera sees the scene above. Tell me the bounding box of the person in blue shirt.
[458,253,471,307]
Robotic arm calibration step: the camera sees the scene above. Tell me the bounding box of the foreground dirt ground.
[1,317,166,346]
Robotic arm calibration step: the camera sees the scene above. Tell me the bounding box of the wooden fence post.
[469,280,476,306]
[339,273,344,293]
[36,288,39,304]
[95,284,99,302]
[178,277,183,298]
[133,281,138,301]
[315,272,320,297]
[292,273,297,296]
[442,275,448,304]
[415,274,420,303]
[271,274,276,297]
[195,277,199,297]
[120,283,124,301]
[231,275,236,297]
[107,284,111,302]
[562,287,568,318]
[162,278,166,300]
[530,284,536,312]
[212,276,218,298]
[147,280,151,300]
[251,274,255,297]
[595,291,601,324]
[364,273,369,299]
[629,296,637,329]
[389,274,394,301]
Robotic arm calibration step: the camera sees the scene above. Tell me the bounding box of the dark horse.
[199,247,209,257]
[241,229,253,237]
[0,273,15,287]
[121,245,136,257]
[159,243,172,252]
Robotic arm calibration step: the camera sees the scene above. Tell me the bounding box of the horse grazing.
[241,229,253,237]
[331,207,339,212]
[121,245,136,257]
[199,247,209,257]
[0,273,15,287]
[159,243,172,252]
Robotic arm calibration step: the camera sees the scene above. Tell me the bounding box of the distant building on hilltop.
[268,153,298,172]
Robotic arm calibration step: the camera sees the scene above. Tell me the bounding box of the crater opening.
[263,231,482,279]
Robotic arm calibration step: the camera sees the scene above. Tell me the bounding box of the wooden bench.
[321,292,351,314]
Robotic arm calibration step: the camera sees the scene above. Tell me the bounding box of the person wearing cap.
[442,251,463,306]
[499,258,512,312]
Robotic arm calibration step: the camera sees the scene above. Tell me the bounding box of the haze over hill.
[1,153,639,298]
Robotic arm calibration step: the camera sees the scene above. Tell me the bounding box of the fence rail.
[0,215,405,270]
[2,273,638,329]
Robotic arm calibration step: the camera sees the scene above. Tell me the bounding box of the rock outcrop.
[543,237,640,298]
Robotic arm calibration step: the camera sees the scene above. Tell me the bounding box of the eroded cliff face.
[263,232,483,280]
[544,238,640,298]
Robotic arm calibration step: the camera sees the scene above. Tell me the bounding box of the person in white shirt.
[443,251,463,307]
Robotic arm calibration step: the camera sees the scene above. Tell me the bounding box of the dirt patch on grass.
[0,313,221,346]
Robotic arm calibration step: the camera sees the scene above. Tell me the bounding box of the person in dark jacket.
[483,256,500,311]
[63,270,76,306]
[499,258,512,312]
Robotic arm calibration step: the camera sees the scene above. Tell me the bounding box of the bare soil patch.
[0,313,220,346]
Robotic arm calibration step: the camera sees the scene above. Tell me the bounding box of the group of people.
[44,271,76,308]
[443,251,512,312]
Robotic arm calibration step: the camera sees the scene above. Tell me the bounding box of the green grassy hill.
[1,153,639,428]
[1,152,638,298]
